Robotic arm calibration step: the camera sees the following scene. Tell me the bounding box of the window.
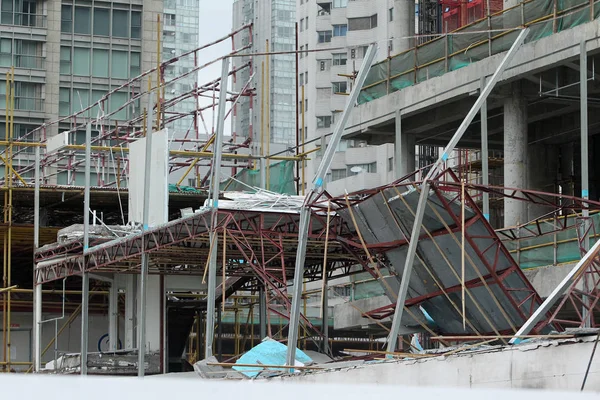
[165,13,176,26]
[111,50,129,79]
[348,162,377,174]
[333,24,347,37]
[93,8,109,36]
[188,178,195,187]
[299,45,304,59]
[317,31,332,43]
[299,72,304,86]
[112,9,129,38]
[348,14,378,31]
[333,0,347,8]
[74,6,91,34]
[317,3,331,15]
[388,157,393,172]
[92,49,109,78]
[130,52,141,77]
[305,16,308,30]
[73,89,90,113]
[61,5,72,32]
[131,11,142,39]
[332,81,347,94]
[0,39,12,67]
[389,8,393,22]
[59,88,70,116]
[300,18,304,32]
[59,46,71,74]
[332,53,347,66]
[73,47,90,76]
[331,169,347,181]
[305,99,308,112]
[317,116,332,128]
[360,45,369,58]
[304,71,308,84]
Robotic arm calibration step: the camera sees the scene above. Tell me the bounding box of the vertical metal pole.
[259,286,267,340]
[480,76,490,221]
[108,280,118,352]
[81,123,91,375]
[125,275,135,349]
[286,44,378,369]
[580,40,591,327]
[395,110,403,179]
[138,91,154,377]
[322,286,329,354]
[33,145,41,372]
[216,307,223,360]
[205,57,230,359]
[386,29,529,354]
[259,157,267,189]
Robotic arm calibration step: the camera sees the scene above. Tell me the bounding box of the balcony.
[0,12,47,28]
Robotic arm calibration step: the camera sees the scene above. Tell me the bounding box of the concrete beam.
[345,20,600,139]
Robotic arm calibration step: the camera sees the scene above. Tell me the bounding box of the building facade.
[232,0,297,162]
[297,0,416,194]
[0,0,199,186]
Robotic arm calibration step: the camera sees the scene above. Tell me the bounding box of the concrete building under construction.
[0,0,599,393]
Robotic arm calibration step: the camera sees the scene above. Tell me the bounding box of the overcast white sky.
[197,0,234,136]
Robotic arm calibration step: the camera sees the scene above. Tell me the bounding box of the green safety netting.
[358,0,600,104]
[219,160,296,195]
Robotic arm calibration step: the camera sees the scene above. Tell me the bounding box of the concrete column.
[393,0,416,53]
[395,110,416,179]
[503,81,528,227]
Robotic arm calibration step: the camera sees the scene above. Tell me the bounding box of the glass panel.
[73,89,89,113]
[130,52,141,77]
[91,89,105,117]
[0,39,11,67]
[60,46,71,74]
[93,8,110,36]
[109,90,128,120]
[74,6,91,34]
[92,49,109,78]
[61,4,72,33]
[73,47,90,76]
[59,88,70,116]
[131,11,141,39]
[112,9,129,38]
[111,50,129,79]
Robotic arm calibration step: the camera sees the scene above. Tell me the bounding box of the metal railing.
[359,0,600,104]
[0,12,47,28]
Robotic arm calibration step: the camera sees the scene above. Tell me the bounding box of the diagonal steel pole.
[286,44,378,368]
[509,238,600,344]
[386,28,529,355]
[205,57,230,358]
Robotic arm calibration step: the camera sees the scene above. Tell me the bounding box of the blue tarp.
[232,338,313,378]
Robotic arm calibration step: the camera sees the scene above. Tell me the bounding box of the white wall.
[275,337,600,391]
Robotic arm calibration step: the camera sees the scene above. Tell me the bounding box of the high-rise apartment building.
[162,0,199,141]
[0,0,199,185]
[232,0,297,159]
[298,0,416,194]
